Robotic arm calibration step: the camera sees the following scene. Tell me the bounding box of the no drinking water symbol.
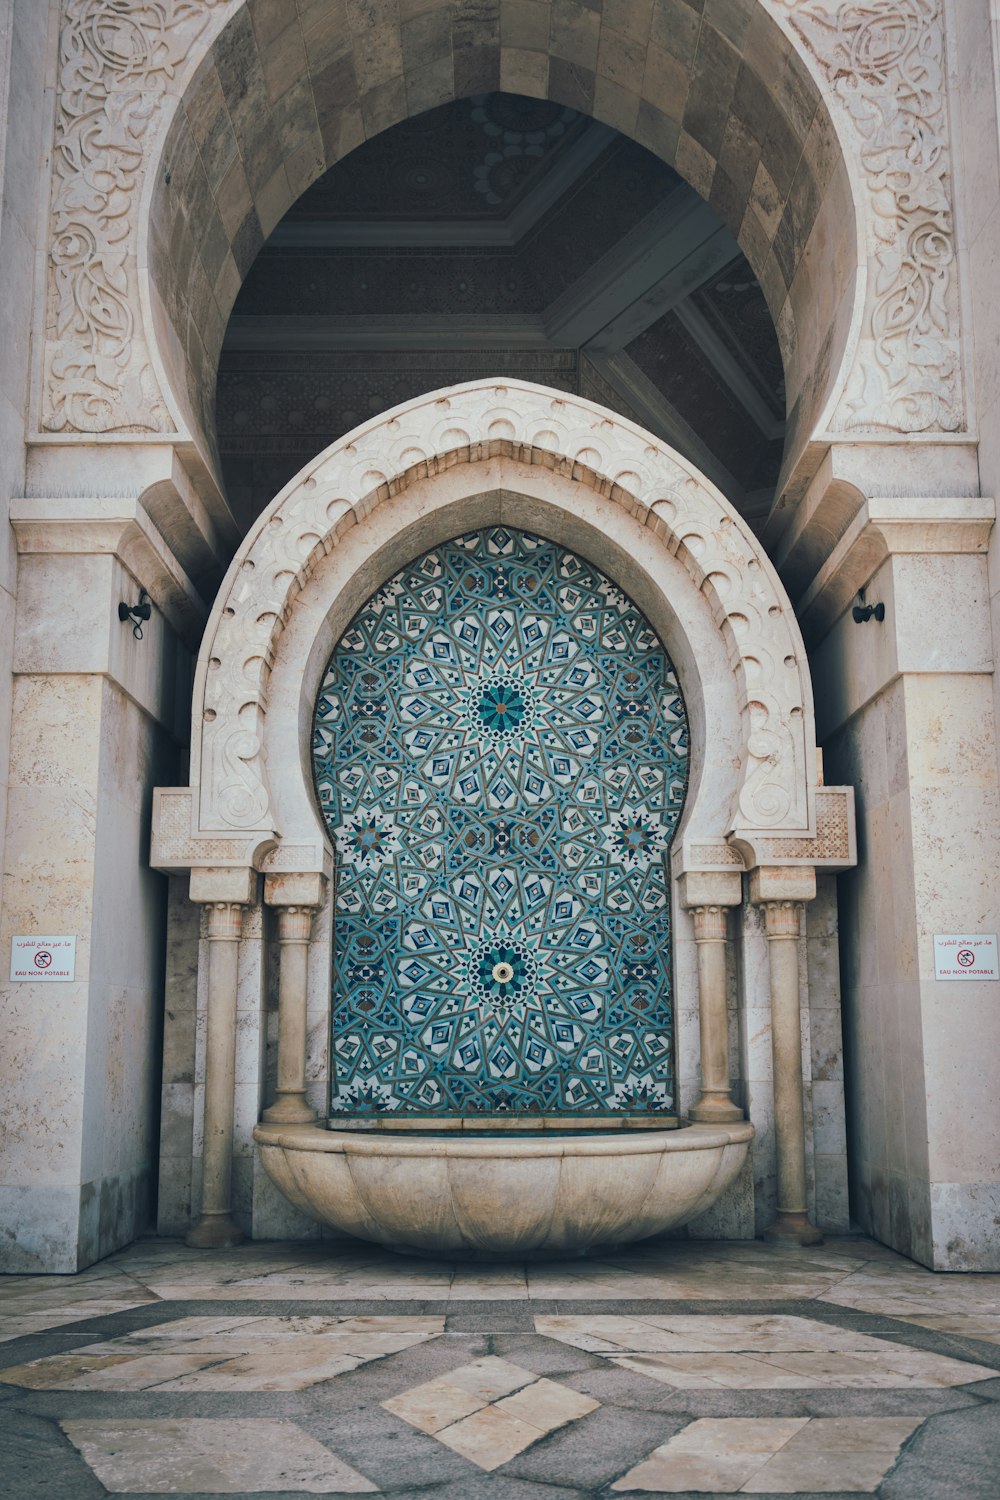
[33,950,52,969]
[957,948,976,968]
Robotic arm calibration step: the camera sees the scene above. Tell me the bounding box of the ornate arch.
[153,381,839,878]
[36,0,891,515]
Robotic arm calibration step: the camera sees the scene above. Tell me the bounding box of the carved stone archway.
[38,0,887,519]
[154,380,836,868]
[152,380,855,1249]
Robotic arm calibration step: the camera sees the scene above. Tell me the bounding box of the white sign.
[9,935,77,982]
[933,934,999,981]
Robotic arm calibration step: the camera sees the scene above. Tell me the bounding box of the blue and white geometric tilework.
[312,528,689,1118]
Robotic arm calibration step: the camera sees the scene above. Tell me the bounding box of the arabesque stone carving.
[772,0,964,433]
[41,0,964,445]
[42,0,231,434]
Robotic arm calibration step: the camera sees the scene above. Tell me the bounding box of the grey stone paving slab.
[881,1401,1000,1500]
[505,1403,683,1490]
[0,1410,106,1499]
[2,1285,1000,1499]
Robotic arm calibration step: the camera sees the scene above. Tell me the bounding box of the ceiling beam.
[544,186,739,351]
[672,299,784,438]
[223,314,551,352]
[585,350,747,508]
[266,124,618,250]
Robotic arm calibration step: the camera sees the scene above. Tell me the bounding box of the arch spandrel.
[35,0,879,515]
[171,382,818,866]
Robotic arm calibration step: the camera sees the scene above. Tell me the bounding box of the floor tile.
[741,1417,923,1493]
[383,1358,601,1470]
[60,1418,378,1493]
[611,1417,809,1492]
[1,1236,997,1498]
[442,1354,537,1401]
[536,1313,997,1389]
[434,1403,544,1469]
[892,1312,1000,1345]
[383,1376,487,1433]
[0,1314,444,1392]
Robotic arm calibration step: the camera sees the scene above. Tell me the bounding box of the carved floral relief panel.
[42,0,967,443]
[770,0,965,432]
[312,527,689,1117]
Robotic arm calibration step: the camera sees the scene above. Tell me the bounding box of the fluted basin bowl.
[253,1119,754,1256]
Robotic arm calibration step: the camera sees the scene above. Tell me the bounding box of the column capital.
[203,902,245,941]
[690,905,730,942]
[275,906,315,944]
[760,900,805,940]
[749,865,816,907]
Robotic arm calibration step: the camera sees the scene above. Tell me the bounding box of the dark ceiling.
[216,94,785,532]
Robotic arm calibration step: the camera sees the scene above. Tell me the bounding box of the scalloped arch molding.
[159,382,821,873]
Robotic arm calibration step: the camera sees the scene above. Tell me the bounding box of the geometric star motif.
[314,526,689,1120]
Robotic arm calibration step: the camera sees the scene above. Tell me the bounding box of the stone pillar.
[262,873,327,1127]
[751,867,821,1246]
[187,870,257,1249]
[679,872,743,1123]
[264,907,318,1125]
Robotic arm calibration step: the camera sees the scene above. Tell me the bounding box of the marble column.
[690,905,745,1123]
[752,868,821,1246]
[679,871,743,1123]
[263,904,318,1126]
[186,900,246,1248]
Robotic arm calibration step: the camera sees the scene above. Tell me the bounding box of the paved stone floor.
[1,1235,999,1498]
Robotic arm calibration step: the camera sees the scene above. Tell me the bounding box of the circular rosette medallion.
[467,671,535,746]
[467,936,537,1014]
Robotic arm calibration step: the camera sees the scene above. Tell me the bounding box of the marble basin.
[253,1119,754,1256]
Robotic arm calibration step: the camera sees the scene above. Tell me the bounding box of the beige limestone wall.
[0,548,189,1271]
[0,0,54,995]
[952,0,1000,804]
[816,543,1000,1270]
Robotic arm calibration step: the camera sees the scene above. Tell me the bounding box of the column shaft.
[263,905,317,1125]
[763,900,821,1245]
[186,902,245,1248]
[690,905,742,1123]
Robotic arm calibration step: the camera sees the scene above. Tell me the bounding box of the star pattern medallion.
[313,527,689,1118]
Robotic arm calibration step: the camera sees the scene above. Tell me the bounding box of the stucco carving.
[42,0,231,434]
[41,0,964,449]
[737,787,857,867]
[179,383,818,854]
[773,0,964,433]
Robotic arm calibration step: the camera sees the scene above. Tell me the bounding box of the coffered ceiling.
[216,94,785,533]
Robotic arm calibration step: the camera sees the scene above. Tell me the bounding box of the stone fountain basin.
[253,1119,754,1256]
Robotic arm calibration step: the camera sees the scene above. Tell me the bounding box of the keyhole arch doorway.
[311,524,691,1123]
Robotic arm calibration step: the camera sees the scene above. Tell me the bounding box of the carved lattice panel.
[312,527,689,1117]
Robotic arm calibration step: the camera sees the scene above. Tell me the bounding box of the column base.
[763,1211,823,1247]
[690,1094,744,1124]
[185,1213,244,1249]
[262,1094,318,1126]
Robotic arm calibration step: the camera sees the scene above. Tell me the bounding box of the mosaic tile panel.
[312,528,689,1117]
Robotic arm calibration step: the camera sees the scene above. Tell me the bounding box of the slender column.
[761,898,822,1246]
[689,905,743,1123]
[186,901,245,1248]
[263,905,318,1125]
